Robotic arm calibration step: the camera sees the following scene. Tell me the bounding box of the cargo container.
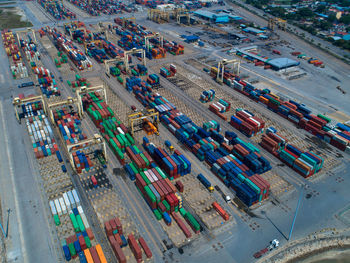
[138,237,152,258]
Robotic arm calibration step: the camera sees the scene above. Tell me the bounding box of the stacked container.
[22,102,58,159]
[82,91,134,165]
[47,28,92,70]
[142,138,191,179]
[230,108,265,137]
[260,127,324,178]
[200,89,215,103]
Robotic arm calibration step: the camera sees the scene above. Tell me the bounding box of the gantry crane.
[76,85,107,117]
[268,17,286,31]
[13,95,46,123]
[46,97,81,124]
[174,8,190,25]
[68,27,88,40]
[144,33,164,52]
[66,134,107,173]
[148,9,170,23]
[128,109,159,137]
[121,17,136,28]
[16,28,37,45]
[216,59,240,83]
[103,57,124,74]
[124,48,146,71]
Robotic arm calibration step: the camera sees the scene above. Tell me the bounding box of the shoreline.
[260,229,350,263]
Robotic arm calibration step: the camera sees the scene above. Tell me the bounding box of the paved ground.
[0,1,350,263]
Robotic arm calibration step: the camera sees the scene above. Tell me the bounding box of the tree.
[315,5,326,13]
[297,8,314,18]
[340,15,350,25]
[318,20,332,30]
[327,13,337,23]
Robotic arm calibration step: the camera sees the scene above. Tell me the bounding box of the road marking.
[0,101,28,263]
[0,74,4,84]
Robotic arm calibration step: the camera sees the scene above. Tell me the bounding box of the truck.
[254,239,279,258]
[214,185,232,203]
[18,81,34,88]
[164,140,174,153]
[197,173,214,193]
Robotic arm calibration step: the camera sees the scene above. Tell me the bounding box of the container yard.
[1,0,350,262]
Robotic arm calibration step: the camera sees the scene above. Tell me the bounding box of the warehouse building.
[193,10,242,23]
[267,58,300,70]
[242,27,265,35]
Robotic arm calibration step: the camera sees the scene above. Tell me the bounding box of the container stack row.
[23,102,59,159]
[105,217,152,263]
[260,127,324,178]
[128,73,272,206]
[230,108,265,137]
[200,89,215,103]
[47,28,92,70]
[82,91,135,165]
[38,0,76,20]
[208,98,231,121]
[1,30,28,78]
[160,64,176,78]
[142,137,191,179]
[19,36,40,64]
[34,67,61,97]
[53,107,94,173]
[209,67,349,152]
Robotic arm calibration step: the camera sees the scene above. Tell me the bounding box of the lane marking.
[0,101,28,263]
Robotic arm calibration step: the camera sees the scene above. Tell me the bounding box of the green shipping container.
[69,212,79,232]
[153,209,162,220]
[68,243,76,256]
[185,213,200,231]
[76,214,85,232]
[162,200,170,211]
[179,208,187,217]
[54,214,60,226]
[84,236,91,248]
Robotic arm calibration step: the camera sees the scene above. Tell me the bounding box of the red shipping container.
[90,247,101,263]
[138,237,152,258]
[128,234,142,261]
[111,241,126,263]
[104,221,112,236]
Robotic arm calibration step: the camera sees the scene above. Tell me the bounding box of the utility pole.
[288,185,304,241]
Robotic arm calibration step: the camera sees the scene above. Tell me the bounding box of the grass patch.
[0,8,32,30]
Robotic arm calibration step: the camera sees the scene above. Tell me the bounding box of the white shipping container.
[63,193,71,211]
[117,127,125,135]
[72,189,80,206]
[59,198,67,214]
[67,191,76,208]
[54,199,62,216]
[49,200,57,215]
[77,205,83,214]
[80,213,89,229]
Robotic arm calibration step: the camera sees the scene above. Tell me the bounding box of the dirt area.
[0,7,32,30]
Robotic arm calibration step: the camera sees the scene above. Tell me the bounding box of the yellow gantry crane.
[268,17,287,31]
[13,95,46,123]
[66,134,107,173]
[124,48,146,71]
[16,28,37,45]
[75,85,107,117]
[103,57,124,74]
[144,33,164,53]
[216,59,240,83]
[46,96,81,124]
[128,109,159,137]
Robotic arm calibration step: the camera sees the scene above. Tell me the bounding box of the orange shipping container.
[95,244,107,263]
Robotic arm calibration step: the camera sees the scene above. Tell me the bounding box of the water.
[299,249,350,263]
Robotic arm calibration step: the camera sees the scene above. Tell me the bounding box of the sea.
[299,249,350,263]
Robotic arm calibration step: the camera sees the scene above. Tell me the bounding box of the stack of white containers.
[49,189,90,229]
